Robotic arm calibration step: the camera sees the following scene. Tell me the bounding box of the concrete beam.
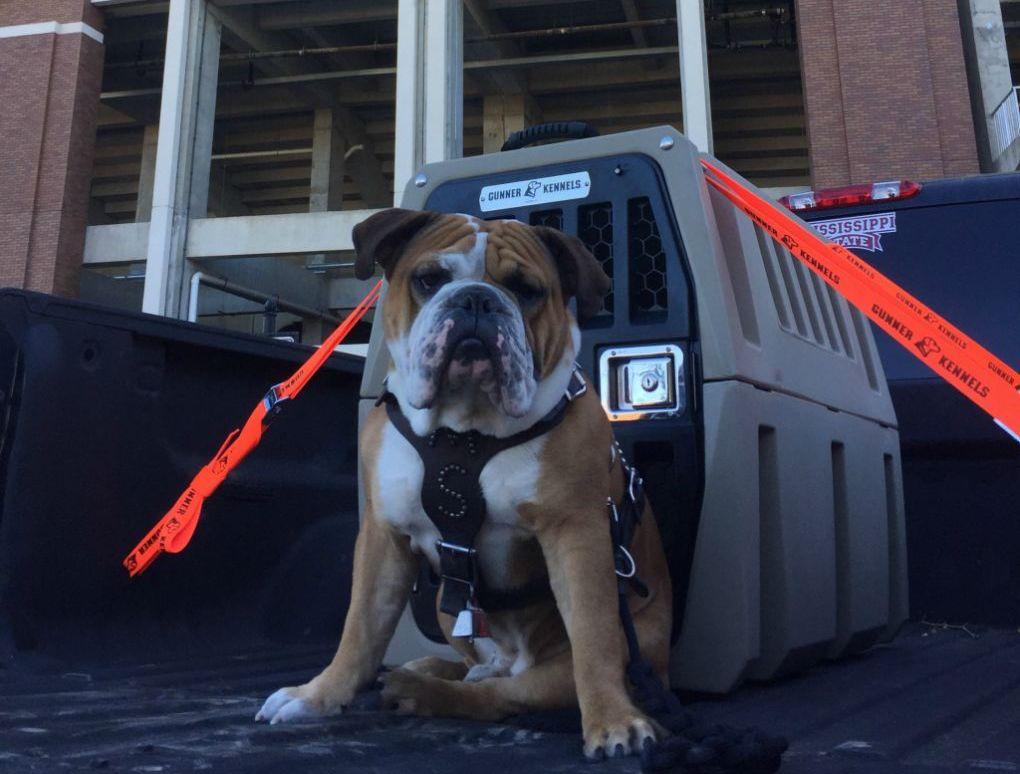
[255,0,610,31]
[84,222,150,264]
[88,209,383,264]
[482,93,539,153]
[134,124,158,221]
[345,145,390,207]
[185,209,384,258]
[309,108,347,212]
[142,0,222,318]
[677,0,713,153]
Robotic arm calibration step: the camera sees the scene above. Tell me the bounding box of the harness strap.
[380,367,586,623]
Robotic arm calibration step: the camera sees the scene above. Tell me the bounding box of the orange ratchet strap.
[700,159,1020,443]
[123,279,383,577]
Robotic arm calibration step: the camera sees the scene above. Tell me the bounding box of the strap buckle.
[564,365,588,402]
[437,540,476,556]
[437,540,478,602]
[262,384,290,414]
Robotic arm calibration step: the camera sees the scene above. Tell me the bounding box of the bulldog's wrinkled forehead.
[400,213,557,285]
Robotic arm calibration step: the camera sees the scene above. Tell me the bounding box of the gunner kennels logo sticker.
[479,172,591,212]
[811,213,897,253]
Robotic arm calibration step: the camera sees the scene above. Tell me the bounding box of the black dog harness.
[379,366,647,638]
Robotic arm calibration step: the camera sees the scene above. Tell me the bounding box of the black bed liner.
[2,624,1018,773]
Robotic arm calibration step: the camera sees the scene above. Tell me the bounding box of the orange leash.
[700,159,1020,441]
[124,279,383,577]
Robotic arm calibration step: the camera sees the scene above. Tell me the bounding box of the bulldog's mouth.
[450,335,488,364]
[438,328,501,389]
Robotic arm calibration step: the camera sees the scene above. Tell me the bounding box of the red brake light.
[778,180,921,212]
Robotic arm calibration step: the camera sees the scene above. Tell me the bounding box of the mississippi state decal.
[479,171,591,212]
[811,213,897,253]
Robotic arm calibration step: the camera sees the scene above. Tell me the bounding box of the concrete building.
[0,0,1017,338]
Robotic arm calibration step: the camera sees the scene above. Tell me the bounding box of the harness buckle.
[437,540,476,556]
[564,365,588,402]
[436,540,478,607]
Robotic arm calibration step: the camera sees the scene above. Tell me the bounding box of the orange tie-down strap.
[124,279,383,577]
[700,159,1020,443]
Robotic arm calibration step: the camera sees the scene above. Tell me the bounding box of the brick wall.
[0,1,104,297]
[796,0,979,187]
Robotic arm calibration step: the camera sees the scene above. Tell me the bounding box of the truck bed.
[2,624,1018,773]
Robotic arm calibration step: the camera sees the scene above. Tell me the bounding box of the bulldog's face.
[353,209,610,420]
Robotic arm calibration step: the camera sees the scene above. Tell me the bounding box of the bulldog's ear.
[532,226,611,322]
[352,208,440,280]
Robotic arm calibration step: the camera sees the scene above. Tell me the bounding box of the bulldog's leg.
[400,655,469,681]
[256,510,416,723]
[381,649,575,720]
[535,508,657,759]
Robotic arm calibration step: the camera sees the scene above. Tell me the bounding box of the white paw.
[254,687,323,725]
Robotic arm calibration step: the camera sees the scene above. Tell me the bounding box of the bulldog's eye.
[503,275,546,307]
[413,268,450,295]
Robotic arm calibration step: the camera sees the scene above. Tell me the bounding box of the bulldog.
[255,209,673,760]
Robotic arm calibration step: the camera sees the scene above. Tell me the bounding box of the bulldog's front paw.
[582,706,657,761]
[379,668,448,716]
[255,684,337,725]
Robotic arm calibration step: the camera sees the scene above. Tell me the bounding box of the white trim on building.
[0,21,104,44]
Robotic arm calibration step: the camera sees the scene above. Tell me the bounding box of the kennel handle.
[500,122,599,152]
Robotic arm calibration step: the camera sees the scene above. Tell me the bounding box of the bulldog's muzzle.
[404,281,537,417]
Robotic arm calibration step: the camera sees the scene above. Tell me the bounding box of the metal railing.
[989,86,1020,162]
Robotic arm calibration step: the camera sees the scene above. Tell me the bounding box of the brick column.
[796,0,979,187]
[0,1,104,297]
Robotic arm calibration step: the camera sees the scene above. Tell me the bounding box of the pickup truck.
[1,127,1017,773]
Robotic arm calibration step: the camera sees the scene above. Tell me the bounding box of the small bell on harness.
[452,601,491,641]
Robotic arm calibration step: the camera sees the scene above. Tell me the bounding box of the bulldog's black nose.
[453,286,499,316]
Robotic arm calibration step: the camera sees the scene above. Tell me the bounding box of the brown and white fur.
[255,209,673,760]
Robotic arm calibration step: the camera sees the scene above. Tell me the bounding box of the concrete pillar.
[393,0,463,203]
[344,145,390,207]
[309,108,347,212]
[0,1,105,297]
[796,0,979,187]
[142,0,221,318]
[304,108,348,342]
[135,124,159,222]
[482,94,539,154]
[677,0,713,154]
[958,0,1020,171]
